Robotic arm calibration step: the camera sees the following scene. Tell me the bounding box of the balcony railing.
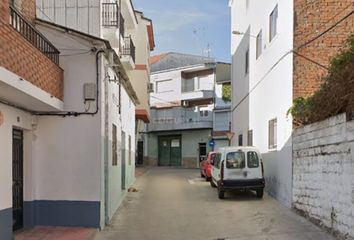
[102,3,119,26]
[123,36,135,63]
[10,6,60,65]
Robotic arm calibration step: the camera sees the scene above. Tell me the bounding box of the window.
[246,0,249,10]
[247,130,253,146]
[245,49,249,75]
[256,30,262,59]
[182,78,195,92]
[214,153,222,168]
[156,80,172,93]
[269,5,278,42]
[112,124,118,166]
[238,134,243,146]
[247,151,259,168]
[226,151,245,169]
[128,135,132,165]
[200,110,209,117]
[268,118,277,149]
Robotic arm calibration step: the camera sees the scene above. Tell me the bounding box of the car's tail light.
[220,161,224,185]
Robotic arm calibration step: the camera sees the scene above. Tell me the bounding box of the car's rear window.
[226,151,245,169]
[247,151,259,168]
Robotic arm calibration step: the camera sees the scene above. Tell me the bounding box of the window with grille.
[256,30,262,59]
[238,134,243,146]
[268,118,277,149]
[269,5,278,42]
[245,49,249,75]
[247,130,253,146]
[182,78,195,92]
[112,124,118,166]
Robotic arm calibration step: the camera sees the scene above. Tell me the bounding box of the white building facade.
[147,53,230,167]
[230,0,294,207]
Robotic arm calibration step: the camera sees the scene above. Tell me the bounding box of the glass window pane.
[247,151,259,168]
[226,151,245,169]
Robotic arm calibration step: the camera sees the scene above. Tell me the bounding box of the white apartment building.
[230,0,294,207]
[147,53,231,167]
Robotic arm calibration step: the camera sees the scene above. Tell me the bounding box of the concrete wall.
[230,0,294,207]
[293,114,354,238]
[147,129,212,168]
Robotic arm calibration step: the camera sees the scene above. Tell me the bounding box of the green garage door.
[158,136,181,166]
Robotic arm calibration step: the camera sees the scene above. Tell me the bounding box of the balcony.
[121,36,135,70]
[181,90,214,101]
[101,3,125,49]
[148,107,213,132]
[10,6,60,64]
[148,118,213,132]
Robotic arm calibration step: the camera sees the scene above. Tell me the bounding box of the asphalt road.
[95,167,335,240]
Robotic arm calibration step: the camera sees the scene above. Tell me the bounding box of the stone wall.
[293,113,354,238]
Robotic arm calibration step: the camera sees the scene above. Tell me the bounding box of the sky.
[133,0,231,63]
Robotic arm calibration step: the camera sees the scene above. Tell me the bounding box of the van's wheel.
[256,189,264,198]
[210,180,216,188]
[218,188,225,199]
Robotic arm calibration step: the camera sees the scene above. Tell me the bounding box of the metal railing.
[102,2,119,26]
[9,6,60,65]
[123,36,135,63]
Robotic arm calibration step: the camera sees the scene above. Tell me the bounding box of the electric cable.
[231,9,354,113]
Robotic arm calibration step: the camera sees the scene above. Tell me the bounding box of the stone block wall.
[293,113,354,238]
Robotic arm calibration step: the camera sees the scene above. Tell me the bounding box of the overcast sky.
[133,0,231,63]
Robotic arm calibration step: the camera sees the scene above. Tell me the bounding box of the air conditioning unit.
[148,83,154,93]
[182,100,189,107]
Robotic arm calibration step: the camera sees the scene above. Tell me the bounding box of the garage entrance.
[158,136,181,166]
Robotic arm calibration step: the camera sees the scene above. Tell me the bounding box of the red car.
[200,152,216,181]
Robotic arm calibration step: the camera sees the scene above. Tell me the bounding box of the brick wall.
[293,113,354,238]
[293,0,354,99]
[0,0,63,100]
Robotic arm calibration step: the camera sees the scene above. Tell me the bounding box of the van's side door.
[212,152,222,183]
[245,150,263,179]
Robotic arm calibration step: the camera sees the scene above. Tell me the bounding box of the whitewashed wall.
[230,0,294,207]
[293,114,354,238]
[150,66,215,107]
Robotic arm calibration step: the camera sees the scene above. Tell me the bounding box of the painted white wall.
[150,66,215,106]
[230,0,294,207]
[0,104,33,211]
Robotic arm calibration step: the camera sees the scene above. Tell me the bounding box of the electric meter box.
[83,83,97,101]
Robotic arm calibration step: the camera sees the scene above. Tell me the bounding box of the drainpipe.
[104,64,109,225]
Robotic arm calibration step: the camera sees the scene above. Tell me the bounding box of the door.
[224,150,246,180]
[170,139,181,166]
[137,141,144,165]
[198,143,207,163]
[121,131,126,190]
[12,129,23,231]
[158,136,181,166]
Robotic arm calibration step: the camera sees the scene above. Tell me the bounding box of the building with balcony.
[0,1,63,239]
[36,0,155,172]
[147,53,231,168]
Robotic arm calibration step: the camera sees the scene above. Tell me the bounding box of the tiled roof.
[150,52,215,73]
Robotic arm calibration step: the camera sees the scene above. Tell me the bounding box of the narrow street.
[95,168,334,240]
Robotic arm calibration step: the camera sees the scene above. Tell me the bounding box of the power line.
[293,51,329,70]
[296,9,354,50]
[231,9,354,113]
[296,2,354,45]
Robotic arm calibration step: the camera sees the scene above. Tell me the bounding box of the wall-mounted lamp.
[232,30,257,38]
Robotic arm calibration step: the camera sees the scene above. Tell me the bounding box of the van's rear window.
[226,151,245,169]
[247,151,259,168]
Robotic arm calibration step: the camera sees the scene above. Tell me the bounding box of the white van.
[210,146,265,199]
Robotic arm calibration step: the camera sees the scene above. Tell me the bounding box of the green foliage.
[222,83,231,102]
[290,35,354,126]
